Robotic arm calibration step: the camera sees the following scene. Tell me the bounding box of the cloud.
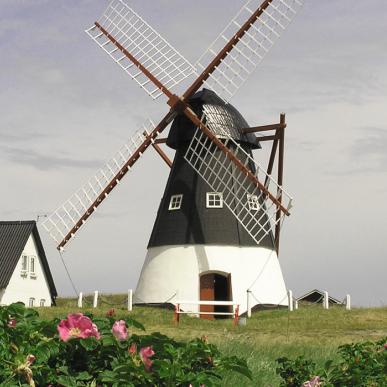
[348,127,387,173]
[0,146,102,171]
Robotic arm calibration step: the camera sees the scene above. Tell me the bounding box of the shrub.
[0,303,251,386]
[276,338,387,386]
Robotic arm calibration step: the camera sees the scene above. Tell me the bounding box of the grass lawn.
[36,296,387,386]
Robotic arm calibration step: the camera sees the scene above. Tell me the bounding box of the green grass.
[36,296,387,386]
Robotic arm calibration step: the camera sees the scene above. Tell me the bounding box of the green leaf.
[80,337,99,351]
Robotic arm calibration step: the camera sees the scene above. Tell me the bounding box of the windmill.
[43,0,303,315]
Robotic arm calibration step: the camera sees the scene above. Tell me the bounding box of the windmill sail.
[86,0,195,99]
[42,120,156,249]
[195,0,304,102]
[184,125,292,245]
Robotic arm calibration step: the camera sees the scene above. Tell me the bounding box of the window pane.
[169,194,183,210]
[30,257,35,273]
[206,192,223,208]
[21,255,28,271]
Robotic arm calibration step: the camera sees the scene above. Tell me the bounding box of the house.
[297,289,342,305]
[0,221,57,306]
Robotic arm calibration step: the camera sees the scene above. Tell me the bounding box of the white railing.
[174,300,240,325]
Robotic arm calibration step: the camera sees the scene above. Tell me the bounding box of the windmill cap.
[166,89,260,150]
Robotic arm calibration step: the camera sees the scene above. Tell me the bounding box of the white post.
[346,294,351,310]
[128,289,133,312]
[295,300,299,310]
[77,292,83,308]
[323,291,329,309]
[93,290,98,308]
[288,290,293,312]
[247,290,252,318]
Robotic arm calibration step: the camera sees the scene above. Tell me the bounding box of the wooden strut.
[57,0,281,250]
[151,143,173,168]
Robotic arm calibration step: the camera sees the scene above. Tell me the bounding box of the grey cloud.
[0,146,102,171]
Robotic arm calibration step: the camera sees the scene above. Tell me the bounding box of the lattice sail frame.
[196,0,304,102]
[184,125,293,245]
[42,120,156,246]
[86,0,196,99]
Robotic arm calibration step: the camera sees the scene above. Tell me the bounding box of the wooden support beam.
[154,138,168,144]
[241,123,286,134]
[275,113,286,254]
[255,134,278,143]
[151,143,172,168]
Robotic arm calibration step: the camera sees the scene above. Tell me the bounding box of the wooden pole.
[288,290,293,312]
[77,292,83,308]
[346,294,351,310]
[93,291,98,308]
[128,289,133,312]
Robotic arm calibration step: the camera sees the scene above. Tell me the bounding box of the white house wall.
[135,245,288,315]
[0,234,52,306]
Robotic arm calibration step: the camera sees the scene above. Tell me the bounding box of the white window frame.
[30,256,37,278]
[168,194,183,210]
[29,298,35,307]
[206,192,223,208]
[247,194,260,211]
[21,254,28,276]
[40,299,45,307]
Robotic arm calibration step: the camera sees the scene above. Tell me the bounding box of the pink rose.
[57,313,100,342]
[112,320,128,341]
[8,319,17,328]
[128,343,137,355]
[26,354,36,366]
[140,346,155,372]
[303,376,321,387]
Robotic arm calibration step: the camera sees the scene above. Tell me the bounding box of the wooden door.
[200,273,215,320]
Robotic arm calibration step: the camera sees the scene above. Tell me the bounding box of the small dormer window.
[206,192,223,208]
[169,194,183,210]
[247,194,260,211]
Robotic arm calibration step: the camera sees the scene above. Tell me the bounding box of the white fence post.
[346,294,351,310]
[288,290,293,312]
[77,292,83,308]
[93,291,98,308]
[323,291,329,309]
[128,289,133,312]
[295,299,299,310]
[247,290,252,318]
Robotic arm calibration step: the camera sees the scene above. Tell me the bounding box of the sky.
[1,0,386,306]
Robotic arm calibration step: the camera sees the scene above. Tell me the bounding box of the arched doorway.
[199,272,232,319]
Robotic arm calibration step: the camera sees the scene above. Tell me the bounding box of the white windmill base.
[135,245,288,315]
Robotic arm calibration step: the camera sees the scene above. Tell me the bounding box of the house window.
[30,256,35,274]
[247,194,260,211]
[206,192,223,208]
[40,299,45,307]
[29,298,35,307]
[169,194,183,210]
[30,256,37,278]
[21,255,28,275]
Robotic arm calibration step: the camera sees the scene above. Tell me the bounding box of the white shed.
[0,221,57,307]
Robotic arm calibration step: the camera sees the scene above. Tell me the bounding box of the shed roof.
[0,221,57,300]
[297,289,342,304]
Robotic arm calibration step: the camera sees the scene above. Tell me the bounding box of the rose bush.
[0,303,251,386]
[276,338,387,386]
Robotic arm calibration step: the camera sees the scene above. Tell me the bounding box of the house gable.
[0,221,57,305]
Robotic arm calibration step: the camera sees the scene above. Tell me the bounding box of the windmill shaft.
[183,0,273,100]
[94,22,174,100]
